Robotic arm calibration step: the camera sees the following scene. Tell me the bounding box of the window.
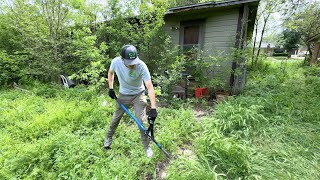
[180,20,204,57]
[180,20,204,74]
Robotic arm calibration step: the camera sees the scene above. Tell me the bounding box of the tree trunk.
[252,21,258,66]
[255,14,269,65]
[304,42,313,65]
[311,43,320,65]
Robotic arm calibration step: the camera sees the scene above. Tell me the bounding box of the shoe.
[145,146,154,158]
[104,137,112,149]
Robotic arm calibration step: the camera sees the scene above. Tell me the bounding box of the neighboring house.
[163,0,260,95]
[254,42,277,56]
[307,33,320,64]
[291,46,309,57]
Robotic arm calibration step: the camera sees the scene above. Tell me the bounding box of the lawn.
[0,60,319,179]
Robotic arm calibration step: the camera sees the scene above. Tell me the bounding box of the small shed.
[307,33,320,65]
[164,0,260,95]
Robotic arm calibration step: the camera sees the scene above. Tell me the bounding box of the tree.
[0,0,110,84]
[252,0,285,66]
[102,0,173,74]
[251,0,312,66]
[285,1,320,65]
[278,29,301,55]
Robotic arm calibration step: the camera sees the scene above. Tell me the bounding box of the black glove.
[148,109,158,125]
[108,89,116,99]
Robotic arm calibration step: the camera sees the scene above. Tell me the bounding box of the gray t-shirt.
[110,57,151,95]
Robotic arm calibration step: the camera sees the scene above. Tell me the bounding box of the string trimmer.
[115,97,173,159]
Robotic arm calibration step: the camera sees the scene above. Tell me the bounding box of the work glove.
[108,89,116,99]
[148,109,158,125]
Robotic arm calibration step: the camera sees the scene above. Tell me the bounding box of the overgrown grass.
[167,60,320,179]
[0,84,199,179]
[1,60,320,179]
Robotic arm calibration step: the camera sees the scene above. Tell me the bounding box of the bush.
[272,53,289,57]
[0,51,22,85]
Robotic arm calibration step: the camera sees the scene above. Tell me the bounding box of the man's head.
[120,45,140,66]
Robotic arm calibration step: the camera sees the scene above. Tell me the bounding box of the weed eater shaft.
[115,98,173,159]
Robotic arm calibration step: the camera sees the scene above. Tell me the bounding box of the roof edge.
[166,0,260,14]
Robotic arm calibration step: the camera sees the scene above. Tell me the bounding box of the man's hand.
[148,109,158,124]
[108,89,116,99]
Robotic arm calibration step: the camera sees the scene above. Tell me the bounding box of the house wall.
[164,8,240,90]
[164,8,239,54]
[204,9,239,91]
[203,9,239,54]
[163,20,180,45]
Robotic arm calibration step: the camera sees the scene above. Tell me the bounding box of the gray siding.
[203,9,239,89]
[164,9,239,54]
[164,7,240,90]
[203,9,239,55]
[163,19,180,45]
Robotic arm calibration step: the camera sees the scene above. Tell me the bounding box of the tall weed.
[0,84,199,179]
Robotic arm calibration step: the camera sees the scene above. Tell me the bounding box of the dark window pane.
[183,25,200,45]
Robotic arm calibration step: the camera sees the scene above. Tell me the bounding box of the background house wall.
[163,1,259,95]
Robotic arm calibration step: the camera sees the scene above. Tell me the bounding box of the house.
[163,0,260,95]
[254,42,277,56]
[307,33,320,64]
[291,46,309,58]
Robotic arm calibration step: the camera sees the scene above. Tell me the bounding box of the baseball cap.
[120,45,140,65]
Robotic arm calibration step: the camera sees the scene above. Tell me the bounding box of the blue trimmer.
[115,97,173,159]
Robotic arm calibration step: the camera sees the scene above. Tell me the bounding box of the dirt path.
[154,106,214,179]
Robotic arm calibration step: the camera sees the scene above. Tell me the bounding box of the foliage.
[64,27,109,73]
[0,83,199,179]
[102,0,173,75]
[1,0,320,179]
[1,60,320,179]
[252,0,286,66]
[277,29,301,52]
[153,52,187,100]
[187,48,251,92]
[0,0,174,86]
[0,0,110,84]
[167,59,320,179]
[0,50,21,85]
[273,52,289,56]
[285,1,320,64]
[190,50,233,91]
[285,1,320,40]
[69,61,108,91]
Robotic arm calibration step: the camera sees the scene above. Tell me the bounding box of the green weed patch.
[167,61,320,179]
[1,61,320,179]
[0,86,199,179]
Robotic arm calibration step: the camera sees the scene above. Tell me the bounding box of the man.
[104,44,158,158]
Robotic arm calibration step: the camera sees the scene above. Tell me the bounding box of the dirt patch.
[194,105,215,120]
[194,109,207,118]
[156,160,170,180]
[177,144,196,160]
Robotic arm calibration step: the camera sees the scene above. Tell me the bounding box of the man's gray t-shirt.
[110,57,151,95]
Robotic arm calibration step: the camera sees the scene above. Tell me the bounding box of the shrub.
[272,53,289,57]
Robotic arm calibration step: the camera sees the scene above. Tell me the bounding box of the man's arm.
[144,80,156,109]
[108,69,114,89]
